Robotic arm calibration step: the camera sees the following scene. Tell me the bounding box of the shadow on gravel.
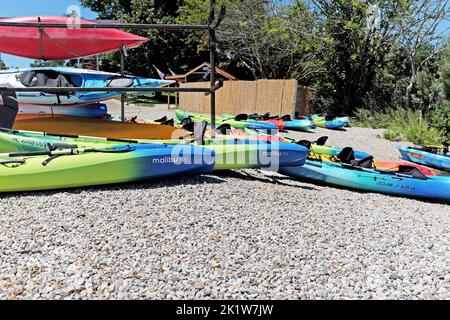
[0,175,227,198]
[214,170,318,190]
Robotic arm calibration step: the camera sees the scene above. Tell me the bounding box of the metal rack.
[0,0,225,132]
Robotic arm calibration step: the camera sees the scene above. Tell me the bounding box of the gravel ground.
[0,103,448,300]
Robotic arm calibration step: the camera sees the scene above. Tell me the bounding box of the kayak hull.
[280,160,450,201]
[0,144,214,192]
[18,103,108,118]
[12,117,189,140]
[284,119,314,131]
[0,67,173,105]
[0,129,308,171]
[399,147,450,171]
[0,16,148,60]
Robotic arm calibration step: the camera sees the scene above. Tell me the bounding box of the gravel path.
[0,104,448,300]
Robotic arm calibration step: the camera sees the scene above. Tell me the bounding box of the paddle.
[0,144,136,166]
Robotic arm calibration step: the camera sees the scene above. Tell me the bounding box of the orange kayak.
[13,117,189,140]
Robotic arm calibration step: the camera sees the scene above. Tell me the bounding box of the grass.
[353,107,443,145]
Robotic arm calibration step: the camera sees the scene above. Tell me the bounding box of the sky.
[1,0,98,68]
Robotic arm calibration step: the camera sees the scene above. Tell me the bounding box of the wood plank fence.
[179,80,315,116]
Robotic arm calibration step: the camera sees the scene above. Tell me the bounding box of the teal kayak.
[280,150,450,202]
[399,146,450,171]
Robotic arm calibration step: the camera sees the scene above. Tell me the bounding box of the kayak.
[280,156,450,202]
[0,67,173,105]
[399,146,450,171]
[336,117,350,127]
[0,143,214,193]
[0,128,308,171]
[310,115,346,130]
[284,119,314,131]
[12,117,190,140]
[0,16,148,60]
[175,109,278,131]
[17,103,108,118]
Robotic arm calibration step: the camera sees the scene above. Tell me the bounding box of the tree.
[30,60,65,68]
[395,0,450,109]
[80,0,207,77]
[178,0,322,81]
[0,58,6,70]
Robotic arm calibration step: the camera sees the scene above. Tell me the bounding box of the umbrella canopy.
[0,16,148,60]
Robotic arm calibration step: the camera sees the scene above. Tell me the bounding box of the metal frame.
[0,0,225,131]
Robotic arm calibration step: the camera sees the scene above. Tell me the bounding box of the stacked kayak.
[175,109,278,131]
[0,67,173,105]
[399,146,450,171]
[12,117,190,140]
[17,103,108,119]
[310,114,346,130]
[0,143,214,193]
[0,127,308,171]
[0,16,148,60]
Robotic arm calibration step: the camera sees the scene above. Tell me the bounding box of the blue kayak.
[280,159,450,202]
[284,119,314,131]
[18,103,108,118]
[399,146,450,171]
[0,67,174,105]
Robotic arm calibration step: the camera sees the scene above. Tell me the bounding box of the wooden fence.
[178,80,315,116]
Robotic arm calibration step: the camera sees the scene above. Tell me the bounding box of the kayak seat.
[351,156,374,168]
[181,117,194,132]
[160,119,174,126]
[337,147,355,164]
[397,165,428,180]
[105,76,134,88]
[235,114,248,121]
[0,83,18,129]
[194,121,207,146]
[315,136,328,146]
[154,116,168,123]
[216,124,232,135]
[248,113,259,120]
[20,70,74,88]
[280,115,291,121]
[296,140,312,150]
[325,114,336,121]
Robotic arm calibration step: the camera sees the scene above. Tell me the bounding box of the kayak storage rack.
[0,0,225,133]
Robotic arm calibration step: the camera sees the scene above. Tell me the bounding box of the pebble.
[0,123,448,299]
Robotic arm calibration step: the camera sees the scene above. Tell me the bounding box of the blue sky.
[1,0,97,68]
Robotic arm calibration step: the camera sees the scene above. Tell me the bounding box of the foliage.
[431,100,450,143]
[29,60,65,68]
[354,107,443,145]
[80,0,206,77]
[0,58,6,70]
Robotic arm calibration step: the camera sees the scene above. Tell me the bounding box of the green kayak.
[0,128,308,171]
[0,143,214,192]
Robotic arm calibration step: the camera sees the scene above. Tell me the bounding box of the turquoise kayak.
[399,146,450,171]
[280,156,450,202]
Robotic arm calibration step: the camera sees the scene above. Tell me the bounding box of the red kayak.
[266,119,286,130]
[0,16,148,60]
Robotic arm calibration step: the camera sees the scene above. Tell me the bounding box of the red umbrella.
[0,16,149,60]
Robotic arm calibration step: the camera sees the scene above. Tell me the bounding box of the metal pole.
[209,0,217,136]
[120,47,126,122]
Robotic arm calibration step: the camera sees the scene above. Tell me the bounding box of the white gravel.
[0,104,448,300]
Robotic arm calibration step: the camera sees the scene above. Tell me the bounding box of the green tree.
[30,60,65,68]
[0,58,6,70]
[80,0,207,77]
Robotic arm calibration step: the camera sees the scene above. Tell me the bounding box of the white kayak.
[0,67,174,105]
